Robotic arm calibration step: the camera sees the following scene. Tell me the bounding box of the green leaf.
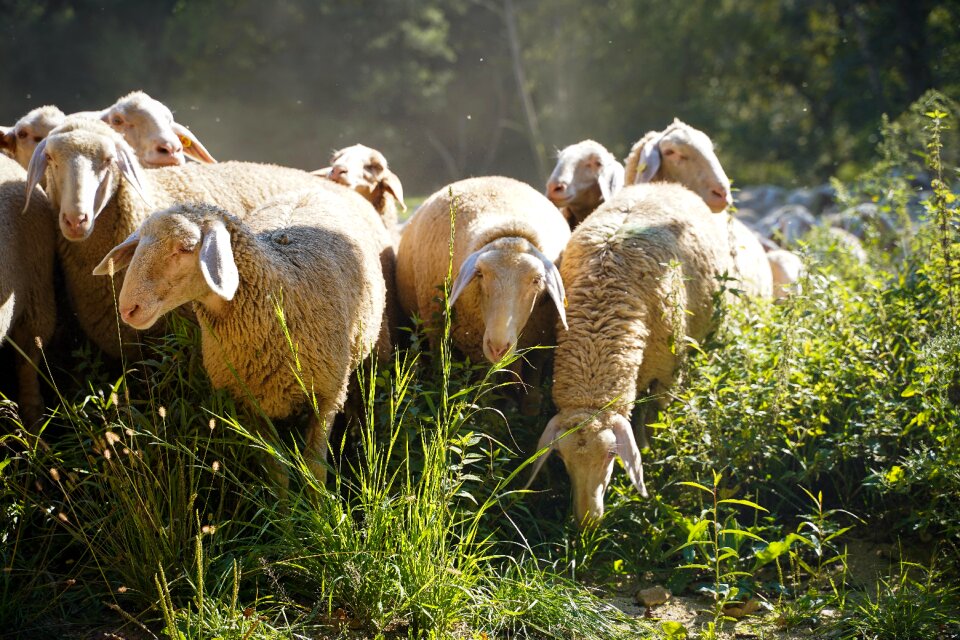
[660,620,688,639]
[678,481,713,494]
[901,384,919,398]
[717,498,769,512]
[720,528,766,542]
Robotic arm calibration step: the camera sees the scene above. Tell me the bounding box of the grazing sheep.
[624,118,733,213]
[528,183,731,525]
[312,144,406,234]
[625,120,773,298]
[396,176,569,364]
[25,117,334,357]
[94,191,388,483]
[0,155,56,428]
[545,140,624,228]
[1,106,66,169]
[3,91,214,170]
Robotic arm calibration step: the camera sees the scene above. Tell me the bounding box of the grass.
[2,94,960,638]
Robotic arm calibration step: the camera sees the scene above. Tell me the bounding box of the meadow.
[1,97,959,640]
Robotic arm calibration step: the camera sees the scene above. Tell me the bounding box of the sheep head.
[545,140,624,224]
[1,105,66,169]
[314,144,406,212]
[102,91,216,167]
[25,117,150,241]
[448,236,566,363]
[528,409,647,526]
[93,203,239,329]
[625,119,732,213]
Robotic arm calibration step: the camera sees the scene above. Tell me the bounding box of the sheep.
[0,155,56,428]
[396,176,569,365]
[25,117,339,358]
[2,91,215,170]
[624,119,773,298]
[1,105,66,169]
[624,118,733,213]
[528,183,732,525]
[767,249,804,299]
[97,90,216,167]
[312,144,406,234]
[93,191,388,484]
[545,140,624,228]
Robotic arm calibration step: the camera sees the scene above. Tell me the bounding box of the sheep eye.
[33,136,42,143]
[662,148,676,157]
[365,163,381,173]
[17,130,27,139]
[112,117,124,126]
[606,451,616,461]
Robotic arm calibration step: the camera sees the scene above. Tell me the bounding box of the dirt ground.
[608,538,912,639]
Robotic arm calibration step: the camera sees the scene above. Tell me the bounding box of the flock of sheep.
[2,91,813,526]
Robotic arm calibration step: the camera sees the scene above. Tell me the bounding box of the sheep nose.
[329,165,348,181]
[120,304,140,323]
[156,140,183,156]
[484,338,510,362]
[65,214,89,231]
[711,185,729,202]
[547,180,567,199]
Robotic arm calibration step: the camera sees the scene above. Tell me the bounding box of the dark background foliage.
[2,0,958,194]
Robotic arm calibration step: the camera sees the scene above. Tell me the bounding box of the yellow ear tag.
[564,296,568,307]
[179,135,192,148]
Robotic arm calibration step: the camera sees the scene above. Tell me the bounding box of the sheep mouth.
[124,310,161,331]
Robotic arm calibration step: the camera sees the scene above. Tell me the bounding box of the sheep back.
[552,183,728,413]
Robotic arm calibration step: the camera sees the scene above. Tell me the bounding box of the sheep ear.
[172,122,217,164]
[598,160,624,203]
[524,414,562,489]
[93,230,140,276]
[530,246,568,330]
[448,247,486,308]
[23,138,49,214]
[611,414,648,497]
[115,141,151,207]
[99,109,112,124]
[381,169,407,211]
[92,169,116,219]
[0,126,13,154]
[199,219,239,300]
[637,138,662,183]
[311,166,333,178]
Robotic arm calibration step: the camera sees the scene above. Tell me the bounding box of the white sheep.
[1,105,66,169]
[396,176,569,364]
[97,90,216,167]
[312,144,406,234]
[624,119,773,298]
[25,117,336,358]
[528,183,732,525]
[0,155,56,428]
[94,191,388,483]
[767,249,805,299]
[2,91,215,170]
[544,140,624,228]
[624,118,733,213]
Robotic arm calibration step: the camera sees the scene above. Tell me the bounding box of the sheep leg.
[304,410,334,486]
[11,327,44,430]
